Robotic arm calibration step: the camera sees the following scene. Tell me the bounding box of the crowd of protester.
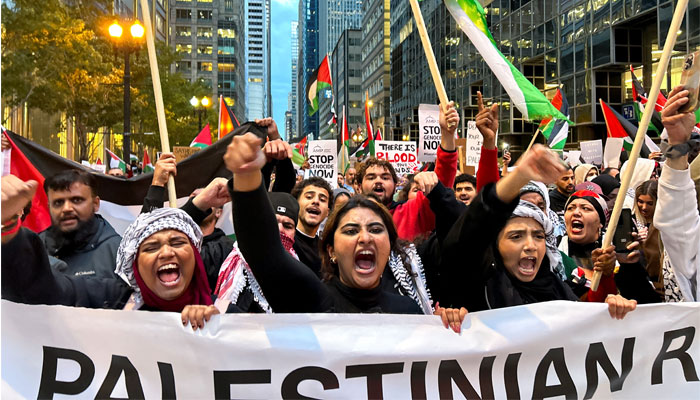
[3,87,698,332]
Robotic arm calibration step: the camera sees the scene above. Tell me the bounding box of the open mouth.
[372,184,385,196]
[60,216,78,224]
[354,250,376,275]
[571,220,584,234]
[157,263,181,287]
[518,257,537,276]
[306,207,321,217]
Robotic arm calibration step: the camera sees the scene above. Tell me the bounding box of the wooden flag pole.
[590,0,689,291]
[409,0,450,109]
[139,0,177,208]
[525,129,541,153]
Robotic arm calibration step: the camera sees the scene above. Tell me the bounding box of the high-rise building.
[321,29,363,147]
[170,0,246,120]
[317,0,363,139]
[115,0,168,42]
[244,0,272,120]
[361,0,391,139]
[390,0,699,154]
[289,21,299,140]
[284,110,293,139]
[298,0,319,139]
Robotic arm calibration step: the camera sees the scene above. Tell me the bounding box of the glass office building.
[391,0,699,153]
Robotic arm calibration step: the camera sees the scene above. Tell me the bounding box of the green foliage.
[1,0,214,158]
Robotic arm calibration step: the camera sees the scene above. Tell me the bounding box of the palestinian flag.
[600,99,652,158]
[129,153,139,163]
[2,125,261,237]
[350,136,370,159]
[338,106,350,174]
[143,150,154,173]
[292,136,307,167]
[327,98,338,126]
[2,129,51,232]
[106,149,126,171]
[445,0,570,122]
[365,92,375,157]
[190,123,212,149]
[96,158,102,166]
[375,128,383,141]
[630,66,665,134]
[218,95,241,140]
[306,55,332,116]
[539,87,569,150]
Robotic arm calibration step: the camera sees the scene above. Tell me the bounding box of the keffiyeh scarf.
[511,200,565,280]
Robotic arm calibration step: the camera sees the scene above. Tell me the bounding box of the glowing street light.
[191,96,211,131]
[130,22,144,39]
[108,22,123,38]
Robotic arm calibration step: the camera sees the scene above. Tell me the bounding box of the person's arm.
[476,147,500,192]
[435,102,460,188]
[141,153,176,214]
[225,133,330,312]
[392,172,441,241]
[653,86,699,300]
[426,181,467,243]
[271,157,296,193]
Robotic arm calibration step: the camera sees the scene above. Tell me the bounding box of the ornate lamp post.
[189,96,211,132]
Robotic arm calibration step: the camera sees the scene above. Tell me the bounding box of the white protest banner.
[307,140,337,188]
[3,301,699,399]
[418,104,441,162]
[465,121,483,172]
[604,137,625,169]
[580,139,603,165]
[375,140,421,175]
[567,150,582,167]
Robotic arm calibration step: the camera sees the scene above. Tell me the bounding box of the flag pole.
[138,0,177,208]
[524,129,541,154]
[590,0,689,291]
[408,0,449,109]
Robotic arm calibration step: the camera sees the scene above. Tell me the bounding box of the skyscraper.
[170,0,246,119]
[361,0,391,139]
[298,0,319,139]
[289,21,299,140]
[245,0,272,120]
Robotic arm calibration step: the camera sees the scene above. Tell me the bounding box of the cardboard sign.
[172,146,200,163]
[418,104,441,162]
[81,160,106,173]
[456,138,468,174]
[375,141,421,175]
[465,121,483,172]
[307,140,337,188]
[579,140,603,165]
[603,137,624,168]
[567,150,582,167]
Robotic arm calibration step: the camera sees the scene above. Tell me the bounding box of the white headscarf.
[620,158,656,210]
[510,200,565,280]
[114,208,203,305]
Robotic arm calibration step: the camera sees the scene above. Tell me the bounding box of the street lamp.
[190,96,211,132]
[109,19,144,168]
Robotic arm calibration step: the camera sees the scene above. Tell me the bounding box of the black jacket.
[201,228,235,289]
[230,180,421,314]
[39,214,122,280]
[440,183,579,311]
[3,228,132,308]
[548,189,569,215]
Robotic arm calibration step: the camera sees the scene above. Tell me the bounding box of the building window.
[175,26,191,38]
[156,14,164,34]
[217,45,235,55]
[225,0,234,10]
[198,0,212,3]
[175,44,192,54]
[218,63,235,72]
[176,61,191,72]
[197,62,213,72]
[197,45,213,55]
[198,10,213,21]
[218,79,235,89]
[197,27,213,38]
[218,28,236,39]
[176,9,191,20]
[614,28,643,64]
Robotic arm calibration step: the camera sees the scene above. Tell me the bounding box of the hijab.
[115,208,212,311]
[620,158,656,210]
[574,164,599,185]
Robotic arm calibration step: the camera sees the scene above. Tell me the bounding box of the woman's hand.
[181,305,220,330]
[151,153,177,187]
[662,86,696,146]
[606,294,637,320]
[439,101,459,150]
[434,302,468,334]
[616,239,641,264]
[592,245,616,276]
[475,91,498,150]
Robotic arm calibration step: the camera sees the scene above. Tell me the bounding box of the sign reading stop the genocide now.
[418,104,441,162]
[376,141,421,175]
[307,140,338,188]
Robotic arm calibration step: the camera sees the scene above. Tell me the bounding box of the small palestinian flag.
[96,158,102,166]
[350,136,370,159]
[143,150,154,173]
[306,55,332,116]
[218,95,241,140]
[338,106,350,174]
[106,149,126,171]
[600,99,652,158]
[630,66,665,134]
[292,136,308,166]
[375,128,383,141]
[445,0,570,122]
[538,87,569,150]
[190,124,212,149]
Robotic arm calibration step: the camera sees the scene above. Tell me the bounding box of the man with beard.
[290,177,333,276]
[549,168,575,214]
[39,169,121,279]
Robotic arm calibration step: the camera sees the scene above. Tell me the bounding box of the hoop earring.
[330,256,337,264]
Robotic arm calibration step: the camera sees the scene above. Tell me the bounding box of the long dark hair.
[634,179,658,204]
[319,195,409,282]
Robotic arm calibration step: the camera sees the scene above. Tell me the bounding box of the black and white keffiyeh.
[511,200,564,278]
[114,208,203,304]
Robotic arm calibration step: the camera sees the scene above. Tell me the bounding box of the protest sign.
[375,141,420,175]
[465,121,483,172]
[604,137,625,168]
[307,140,337,188]
[418,104,441,162]
[580,140,603,165]
[3,300,699,399]
[172,146,200,163]
[567,150,582,167]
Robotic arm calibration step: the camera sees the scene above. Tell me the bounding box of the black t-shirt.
[293,230,322,277]
[549,189,569,215]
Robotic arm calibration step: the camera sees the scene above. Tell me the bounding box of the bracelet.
[664,134,700,159]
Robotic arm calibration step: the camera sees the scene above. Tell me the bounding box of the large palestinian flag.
[600,99,653,158]
[2,124,264,236]
[306,55,332,116]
